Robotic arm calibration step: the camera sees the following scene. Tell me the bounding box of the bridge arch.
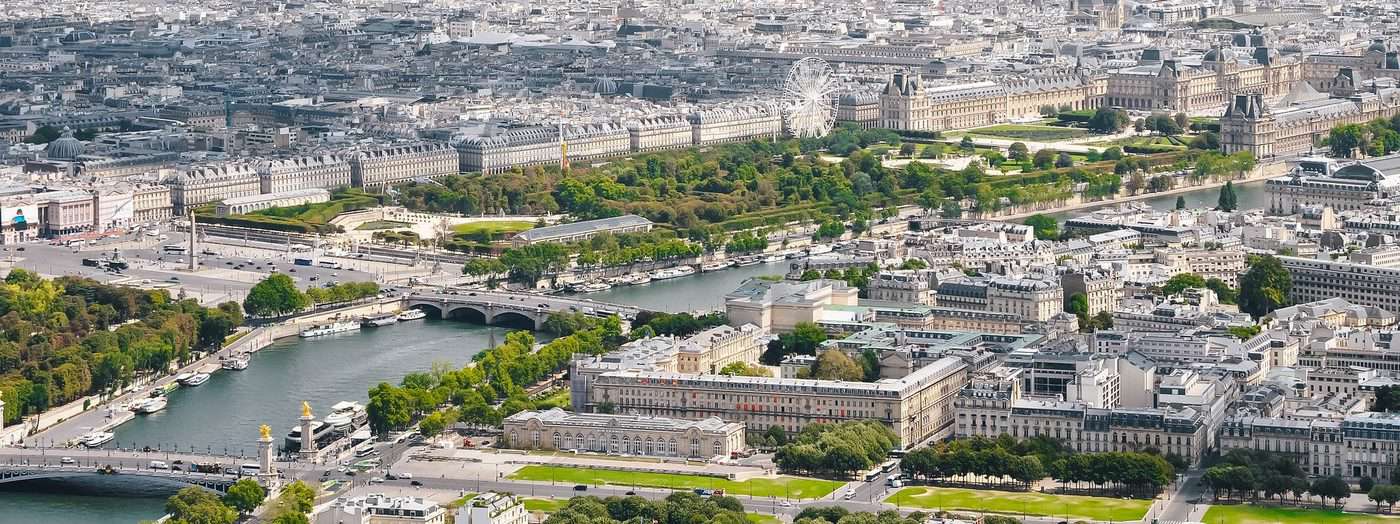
[491,311,540,330]
[445,304,489,324]
[408,303,443,319]
[0,469,235,494]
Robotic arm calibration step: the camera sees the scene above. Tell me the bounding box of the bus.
[238,464,261,476]
[162,245,187,254]
[293,257,314,266]
[318,260,343,270]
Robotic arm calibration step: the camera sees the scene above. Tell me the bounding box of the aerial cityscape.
[3,0,1400,523]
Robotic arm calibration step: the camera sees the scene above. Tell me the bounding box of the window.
[714,440,723,457]
[691,438,701,457]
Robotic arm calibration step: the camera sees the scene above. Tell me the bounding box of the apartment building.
[869,305,1025,334]
[1280,255,1400,312]
[1061,269,1123,316]
[934,276,1064,323]
[581,357,968,446]
[259,155,351,194]
[133,184,172,223]
[867,270,938,305]
[457,127,560,175]
[562,122,631,165]
[627,115,693,152]
[502,408,745,459]
[1154,248,1247,286]
[456,493,526,524]
[689,103,783,145]
[1220,416,1345,478]
[164,163,260,213]
[725,278,860,333]
[349,143,458,190]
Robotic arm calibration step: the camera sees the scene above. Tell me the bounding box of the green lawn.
[355,220,413,230]
[523,498,568,513]
[965,124,1087,142]
[1203,505,1400,523]
[746,514,781,524]
[453,220,535,236]
[508,465,842,499]
[533,389,571,410]
[887,486,1151,521]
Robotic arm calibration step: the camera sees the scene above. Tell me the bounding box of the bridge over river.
[0,447,302,493]
[404,289,648,329]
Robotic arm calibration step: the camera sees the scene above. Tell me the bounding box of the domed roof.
[1369,40,1390,54]
[592,77,618,95]
[1203,46,1236,62]
[45,127,83,160]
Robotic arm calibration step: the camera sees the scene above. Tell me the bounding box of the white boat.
[181,373,210,387]
[619,272,651,285]
[733,256,760,267]
[762,254,785,264]
[173,372,193,383]
[324,401,368,431]
[701,262,729,272]
[673,265,697,277]
[807,244,833,256]
[573,281,611,293]
[361,313,398,327]
[221,354,249,370]
[300,321,361,338]
[133,397,167,414]
[396,309,427,321]
[650,268,681,280]
[81,431,115,447]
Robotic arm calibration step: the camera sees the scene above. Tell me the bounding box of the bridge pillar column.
[299,402,317,464]
[256,424,279,492]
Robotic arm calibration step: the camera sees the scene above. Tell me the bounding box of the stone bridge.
[403,290,648,330]
[0,462,240,492]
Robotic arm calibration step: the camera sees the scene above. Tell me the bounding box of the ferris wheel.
[781,57,838,138]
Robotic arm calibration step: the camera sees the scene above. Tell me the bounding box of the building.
[349,143,458,191]
[581,356,968,446]
[836,93,880,129]
[675,324,764,374]
[457,127,560,175]
[502,408,745,458]
[321,494,446,524]
[215,189,331,217]
[688,103,783,145]
[1264,155,1400,215]
[869,305,1025,334]
[1221,416,1344,478]
[1061,269,1124,316]
[456,493,526,524]
[259,155,351,194]
[1104,45,1300,113]
[878,72,1102,133]
[165,164,261,213]
[934,276,1064,323]
[510,214,652,246]
[867,270,938,305]
[725,278,860,333]
[1221,75,1400,160]
[1303,41,1400,92]
[1154,248,1247,286]
[628,115,693,152]
[1280,255,1400,312]
[133,184,172,224]
[40,190,95,237]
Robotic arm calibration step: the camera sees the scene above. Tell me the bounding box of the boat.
[807,244,833,256]
[762,254,785,264]
[733,256,761,267]
[284,421,337,452]
[181,373,210,387]
[221,354,250,370]
[133,397,167,414]
[80,431,115,448]
[572,281,611,293]
[300,321,361,338]
[173,372,193,383]
[361,313,398,327]
[396,309,427,321]
[618,272,651,286]
[323,401,368,432]
[150,382,178,397]
[673,265,697,277]
[701,261,729,272]
[649,268,681,280]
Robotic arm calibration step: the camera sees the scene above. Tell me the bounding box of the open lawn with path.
[961,124,1087,142]
[1203,505,1400,524]
[453,220,536,236]
[887,486,1151,522]
[355,220,413,230]
[523,498,569,513]
[508,465,842,499]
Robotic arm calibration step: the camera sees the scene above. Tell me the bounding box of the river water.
[1046,179,1268,222]
[5,182,1261,522]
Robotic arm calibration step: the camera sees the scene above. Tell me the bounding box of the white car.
[397,472,413,480]
[369,477,385,484]
[778,500,792,508]
[59,457,76,465]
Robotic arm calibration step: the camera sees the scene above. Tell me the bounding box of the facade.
[259,155,351,194]
[133,184,173,224]
[675,324,764,375]
[323,494,447,524]
[867,270,938,305]
[878,72,1102,133]
[1221,74,1400,160]
[457,493,526,524]
[581,357,968,446]
[870,306,1025,334]
[510,214,652,246]
[502,408,745,459]
[688,103,782,145]
[165,164,261,213]
[934,276,1064,323]
[1061,269,1123,316]
[349,143,458,190]
[41,190,95,237]
[562,122,631,165]
[628,115,693,152]
[1104,45,1300,113]
[457,127,560,175]
[1303,42,1400,92]
[215,189,331,217]
[1280,255,1400,312]
[1154,247,1247,286]
[1264,155,1400,215]
[836,93,880,129]
[725,278,860,333]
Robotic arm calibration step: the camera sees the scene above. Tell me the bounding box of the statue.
[260,424,271,440]
[302,401,312,417]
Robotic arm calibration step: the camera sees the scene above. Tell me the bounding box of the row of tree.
[901,436,1175,496]
[0,270,242,426]
[1202,450,1349,508]
[1327,116,1400,158]
[366,318,621,436]
[773,421,900,478]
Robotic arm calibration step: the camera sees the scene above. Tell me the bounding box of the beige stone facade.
[502,408,745,459]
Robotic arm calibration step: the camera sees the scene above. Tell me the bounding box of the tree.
[1102,147,1124,160]
[809,349,864,381]
[278,481,317,515]
[166,487,237,524]
[26,126,62,144]
[1176,195,1187,209]
[1032,149,1055,169]
[418,410,451,437]
[463,258,506,276]
[899,143,917,157]
[1313,475,1351,508]
[1238,256,1292,318]
[1087,108,1130,134]
[1008,142,1030,161]
[719,361,770,377]
[270,514,311,524]
[940,199,963,219]
[1023,214,1058,240]
[1329,124,1367,158]
[959,136,975,151]
[1363,476,1377,493]
[1067,293,1089,316]
[500,243,569,284]
[1190,131,1220,150]
[762,322,829,364]
[1161,273,1207,295]
[242,274,308,317]
[367,382,413,435]
[1217,181,1239,211]
[223,478,267,515]
[1055,152,1074,168]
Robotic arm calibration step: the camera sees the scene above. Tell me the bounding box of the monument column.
[299,401,318,462]
[256,424,279,491]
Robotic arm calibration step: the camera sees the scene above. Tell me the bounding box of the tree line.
[242,274,379,317]
[0,269,243,426]
[1202,449,1354,510]
[901,435,1175,496]
[774,420,900,478]
[366,317,622,437]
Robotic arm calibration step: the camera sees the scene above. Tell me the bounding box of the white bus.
[238,464,261,476]
[318,260,343,270]
[162,245,187,254]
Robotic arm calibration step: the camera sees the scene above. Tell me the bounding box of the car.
[172,460,183,465]
[150,461,169,470]
[397,472,413,480]
[410,480,423,487]
[573,485,588,491]
[15,247,24,252]
[625,491,636,496]
[167,276,180,282]
[59,457,76,465]
[225,261,233,265]
[842,491,855,500]
[171,466,182,472]
[309,276,319,281]
[778,500,792,508]
[288,268,296,273]
[385,473,398,480]
[322,470,333,477]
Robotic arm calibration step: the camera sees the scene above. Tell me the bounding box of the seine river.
[2,182,1262,521]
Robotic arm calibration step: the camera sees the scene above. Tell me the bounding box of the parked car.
[410,480,423,487]
[60,457,76,465]
[573,485,588,491]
